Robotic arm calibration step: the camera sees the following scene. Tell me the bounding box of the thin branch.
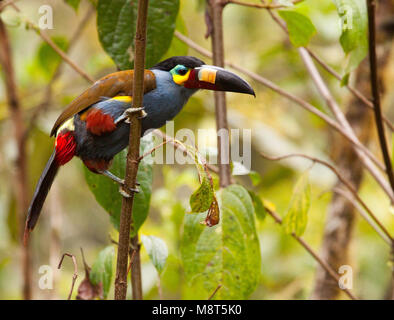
[58,253,78,300]
[333,188,392,245]
[157,276,163,300]
[259,152,393,243]
[223,0,303,9]
[265,207,358,300]
[127,249,137,275]
[366,0,394,194]
[9,3,94,83]
[114,0,149,301]
[0,0,18,11]
[152,129,219,177]
[208,284,222,300]
[130,235,142,299]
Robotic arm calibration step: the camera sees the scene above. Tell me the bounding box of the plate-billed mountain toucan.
[24,56,255,243]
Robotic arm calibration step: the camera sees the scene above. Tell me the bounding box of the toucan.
[24,56,255,243]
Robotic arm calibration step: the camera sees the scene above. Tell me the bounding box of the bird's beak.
[183,65,255,97]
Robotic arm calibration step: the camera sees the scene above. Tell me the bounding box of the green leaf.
[97,0,180,70]
[249,171,262,186]
[340,72,350,87]
[181,185,261,299]
[141,235,168,274]
[6,194,18,244]
[90,246,115,299]
[84,134,153,236]
[37,36,69,79]
[278,10,316,47]
[282,171,311,236]
[189,177,214,213]
[248,190,266,221]
[333,0,368,73]
[64,0,81,11]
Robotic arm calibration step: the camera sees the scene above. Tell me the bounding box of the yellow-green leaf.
[189,177,214,213]
[278,10,316,47]
[141,235,168,274]
[333,0,368,73]
[282,171,311,236]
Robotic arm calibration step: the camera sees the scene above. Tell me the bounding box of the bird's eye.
[177,68,188,76]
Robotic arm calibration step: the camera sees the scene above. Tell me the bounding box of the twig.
[114,0,149,301]
[127,249,137,275]
[223,0,303,9]
[259,152,393,243]
[58,253,78,300]
[152,129,218,180]
[366,0,394,195]
[157,276,163,300]
[208,0,232,187]
[208,284,222,300]
[332,188,392,245]
[8,3,93,83]
[265,207,358,300]
[0,0,18,11]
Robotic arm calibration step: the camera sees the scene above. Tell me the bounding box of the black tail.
[24,150,59,245]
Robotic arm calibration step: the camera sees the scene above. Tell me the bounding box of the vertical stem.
[366,0,394,196]
[0,17,32,300]
[130,235,142,299]
[209,0,232,188]
[114,0,149,300]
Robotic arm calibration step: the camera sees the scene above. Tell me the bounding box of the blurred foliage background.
[0,0,393,299]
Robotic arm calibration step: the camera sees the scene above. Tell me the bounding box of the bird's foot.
[118,185,139,198]
[100,170,139,196]
[114,107,146,124]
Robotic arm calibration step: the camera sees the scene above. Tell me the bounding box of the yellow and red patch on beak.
[184,65,255,96]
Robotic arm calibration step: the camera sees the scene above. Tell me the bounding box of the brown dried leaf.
[76,277,103,300]
[76,249,103,300]
[203,196,220,227]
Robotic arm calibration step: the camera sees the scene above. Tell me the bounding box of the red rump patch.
[55,131,76,165]
[85,108,116,136]
[83,159,111,173]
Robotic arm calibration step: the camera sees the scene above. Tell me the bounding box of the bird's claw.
[125,107,144,115]
[118,184,139,198]
[138,110,147,119]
